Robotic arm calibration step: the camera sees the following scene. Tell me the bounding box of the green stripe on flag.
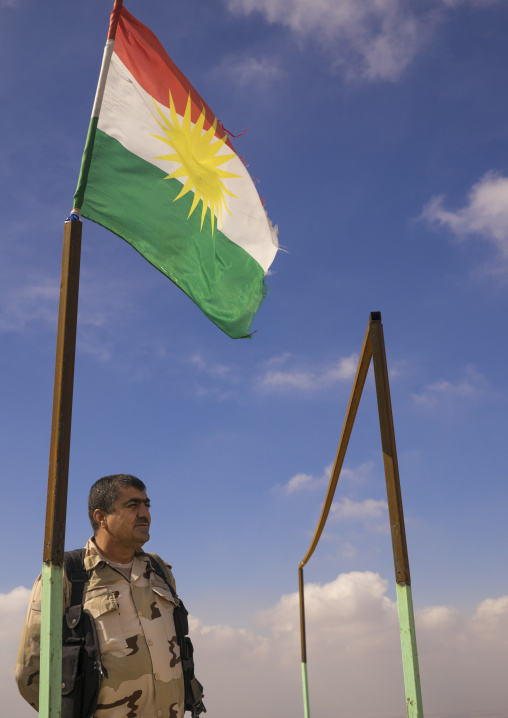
[80,130,267,338]
[73,116,99,210]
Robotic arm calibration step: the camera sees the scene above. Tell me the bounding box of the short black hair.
[88,474,146,532]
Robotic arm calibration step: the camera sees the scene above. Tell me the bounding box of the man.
[16,474,201,718]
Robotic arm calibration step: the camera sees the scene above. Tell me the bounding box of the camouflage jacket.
[16,538,185,718]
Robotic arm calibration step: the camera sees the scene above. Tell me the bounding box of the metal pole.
[369,312,424,718]
[40,218,82,718]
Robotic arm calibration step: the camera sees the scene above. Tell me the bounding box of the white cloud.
[0,260,139,352]
[226,0,441,81]
[0,276,59,333]
[0,587,33,718]
[225,1,504,82]
[191,572,508,717]
[77,271,142,331]
[388,359,414,379]
[0,586,30,628]
[340,461,375,484]
[447,0,503,6]
[330,496,388,520]
[470,595,508,635]
[189,353,233,379]
[341,541,358,558]
[280,461,374,495]
[422,172,508,262]
[281,463,332,494]
[0,250,152,366]
[283,471,318,493]
[211,54,284,88]
[412,365,488,408]
[259,353,358,392]
[418,604,462,632]
[4,578,508,718]
[187,353,238,400]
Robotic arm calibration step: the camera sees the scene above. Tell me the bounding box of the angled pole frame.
[298,312,424,718]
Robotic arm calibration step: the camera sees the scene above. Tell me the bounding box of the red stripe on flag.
[108,0,124,40]
[114,7,234,149]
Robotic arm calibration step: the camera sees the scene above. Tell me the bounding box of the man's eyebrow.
[123,497,151,506]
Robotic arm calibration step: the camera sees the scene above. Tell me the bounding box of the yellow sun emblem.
[152,92,240,234]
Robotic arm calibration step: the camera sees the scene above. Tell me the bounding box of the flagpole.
[39,4,123,711]
[40,217,82,718]
[39,6,125,713]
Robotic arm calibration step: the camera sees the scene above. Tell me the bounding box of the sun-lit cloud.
[341,541,358,558]
[422,171,508,264]
[445,0,504,7]
[412,365,488,408]
[0,261,139,340]
[281,464,332,495]
[192,572,508,718]
[280,461,374,495]
[0,277,59,332]
[4,576,508,718]
[225,0,444,81]
[0,251,152,366]
[211,54,284,88]
[339,462,375,484]
[0,587,33,718]
[189,353,233,379]
[78,271,143,331]
[225,0,502,82]
[259,353,358,392]
[330,497,388,520]
[187,353,238,400]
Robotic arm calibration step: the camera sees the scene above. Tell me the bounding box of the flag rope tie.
[66,209,81,222]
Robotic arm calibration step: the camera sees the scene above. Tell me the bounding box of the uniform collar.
[84,536,150,577]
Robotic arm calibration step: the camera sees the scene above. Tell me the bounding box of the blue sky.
[1,1,508,717]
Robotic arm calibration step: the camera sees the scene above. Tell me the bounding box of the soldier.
[16,474,202,718]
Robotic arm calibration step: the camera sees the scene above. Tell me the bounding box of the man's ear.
[93,508,108,528]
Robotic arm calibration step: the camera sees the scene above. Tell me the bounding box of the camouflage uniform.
[16,538,185,718]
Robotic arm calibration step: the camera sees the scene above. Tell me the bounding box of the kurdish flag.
[73,1,278,339]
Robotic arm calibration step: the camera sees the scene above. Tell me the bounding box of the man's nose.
[138,504,150,519]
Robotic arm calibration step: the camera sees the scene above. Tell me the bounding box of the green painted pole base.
[40,563,63,718]
[396,583,424,718]
[301,662,310,718]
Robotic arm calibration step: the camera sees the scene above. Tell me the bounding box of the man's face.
[102,486,151,551]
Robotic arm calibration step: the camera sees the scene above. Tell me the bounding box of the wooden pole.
[297,321,372,718]
[40,218,82,718]
[369,314,424,717]
[299,322,373,569]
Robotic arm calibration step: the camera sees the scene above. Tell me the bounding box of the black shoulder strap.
[147,554,178,598]
[148,554,187,640]
[145,556,206,713]
[64,548,88,607]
